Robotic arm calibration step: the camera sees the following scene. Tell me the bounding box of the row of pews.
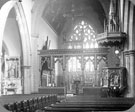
[44,95,135,112]
[0,94,58,112]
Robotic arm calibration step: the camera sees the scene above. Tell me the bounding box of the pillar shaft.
[124,0,129,33]
[129,52,135,97]
[124,0,130,51]
[124,50,135,97]
[31,35,39,93]
[0,56,2,96]
[129,3,134,50]
[23,66,31,94]
[120,0,124,32]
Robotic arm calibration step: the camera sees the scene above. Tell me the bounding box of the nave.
[0,94,58,112]
[0,93,135,112]
[0,0,135,112]
[45,95,135,112]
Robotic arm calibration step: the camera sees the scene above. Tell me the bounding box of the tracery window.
[67,20,98,72]
[67,20,98,49]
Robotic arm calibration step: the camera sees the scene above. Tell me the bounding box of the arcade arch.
[0,0,31,95]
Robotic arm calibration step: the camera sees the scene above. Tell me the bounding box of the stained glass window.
[67,20,98,72]
[66,20,98,49]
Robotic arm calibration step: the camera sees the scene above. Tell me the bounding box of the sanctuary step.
[38,87,65,95]
[44,95,135,112]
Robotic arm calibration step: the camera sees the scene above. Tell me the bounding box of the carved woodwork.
[40,56,53,86]
[96,0,126,48]
[38,48,109,90]
[101,67,127,97]
[97,32,126,47]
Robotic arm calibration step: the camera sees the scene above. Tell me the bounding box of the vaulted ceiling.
[42,0,110,35]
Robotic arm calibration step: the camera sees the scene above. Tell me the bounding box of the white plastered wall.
[31,0,58,93]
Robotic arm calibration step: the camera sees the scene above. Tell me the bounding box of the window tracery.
[66,20,98,49]
[67,20,98,72]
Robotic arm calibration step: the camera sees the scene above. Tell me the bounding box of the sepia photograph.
[0,0,135,111]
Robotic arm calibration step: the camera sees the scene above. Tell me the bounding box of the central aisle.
[44,94,135,112]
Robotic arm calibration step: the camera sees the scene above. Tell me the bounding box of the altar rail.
[83,87,109,97]
[38,87,65,95]
[83,87,102,96]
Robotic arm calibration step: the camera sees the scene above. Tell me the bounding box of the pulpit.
[101,67,127,97]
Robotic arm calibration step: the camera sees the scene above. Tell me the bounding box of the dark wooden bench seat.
[51,104,133,108]
[45,106,131,112]
[0,94,57,104]
[44,96,135,112]
[1,94,57,112]
[39,87,65,95]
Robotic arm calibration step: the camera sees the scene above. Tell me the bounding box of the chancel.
[0,0,135,112]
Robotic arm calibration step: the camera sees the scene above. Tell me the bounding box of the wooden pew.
[44,97,135,112]
[1,94,58,112]
[38,87,65,95]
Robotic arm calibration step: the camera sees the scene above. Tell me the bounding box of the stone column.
[0,55,2,96]
[129,3,134,50]
[126,2,135,97]
[124,0,129,50]
[120,0,124,32]
[124,0,129,33]
[129,51,135,97]
[124,50,135,97]
[124,52,130,96]
[22,66,31,94]
[31,34,39,93]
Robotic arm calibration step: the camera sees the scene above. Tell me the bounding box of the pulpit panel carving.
[101,67,127,88]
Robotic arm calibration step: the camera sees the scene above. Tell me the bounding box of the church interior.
[0,0,135,111]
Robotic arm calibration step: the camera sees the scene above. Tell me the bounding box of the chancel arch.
[38,0,129,98]
[39,19,109,93]
[0,0,31,95]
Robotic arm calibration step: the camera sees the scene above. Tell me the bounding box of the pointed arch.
[0,0,31,94]
[67,20,98,49]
